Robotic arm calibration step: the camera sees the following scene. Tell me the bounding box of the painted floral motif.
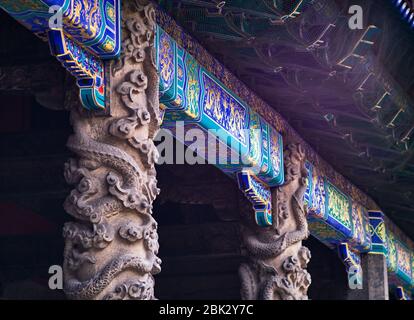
[202,73,247,144]
[352,203,363,242]
[377,221,386,242]
[106,1,115,23]
[396,241,412,279]
[311,175,325,218]
[102,37,115,52]
[159,30,175,93]
[303,161,313,209]
[387,231,398,273]
[326,181,351,230]
[351,203,371,251]
[248,111,262,167]
[270,128,281,177]
[65,0,102,40]
[184,53,201,119]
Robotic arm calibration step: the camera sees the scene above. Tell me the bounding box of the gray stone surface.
[346,254,389,300]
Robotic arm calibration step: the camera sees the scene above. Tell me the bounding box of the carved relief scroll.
[62,0,161,300]
[239,143,312,300]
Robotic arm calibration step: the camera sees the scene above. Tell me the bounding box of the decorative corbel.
[239,143,312,300]
[338,242,363,289]
[237,170,273,227]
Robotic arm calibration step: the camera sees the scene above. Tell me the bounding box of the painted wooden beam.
[154,5,379,213]
[155,24,284,226]
[153,10,414,293]
[0,0,413,297]
[0,0,121,110]
[156,26,284,189]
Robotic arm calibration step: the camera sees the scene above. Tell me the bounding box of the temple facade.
[0,0,413,300]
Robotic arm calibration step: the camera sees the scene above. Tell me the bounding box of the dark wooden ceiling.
[156,0,414,238]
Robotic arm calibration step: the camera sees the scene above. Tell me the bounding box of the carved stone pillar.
[346,253,389,300]
[239,143,312,300]
[62,0,162,300]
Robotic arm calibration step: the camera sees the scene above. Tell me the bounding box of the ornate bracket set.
[0,0,121,110]
[370,211,414,300]
[1,0,414,300]
[304,161,371,282]
[305,162,414,298]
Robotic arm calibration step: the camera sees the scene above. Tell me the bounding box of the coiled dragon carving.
[62,0,161,300]
[239,143,312,300]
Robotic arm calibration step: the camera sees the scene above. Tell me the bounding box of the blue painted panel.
[305,162,372,252]
[0,0,121,110]
[0,0,121,58]
[156,26,284,188]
